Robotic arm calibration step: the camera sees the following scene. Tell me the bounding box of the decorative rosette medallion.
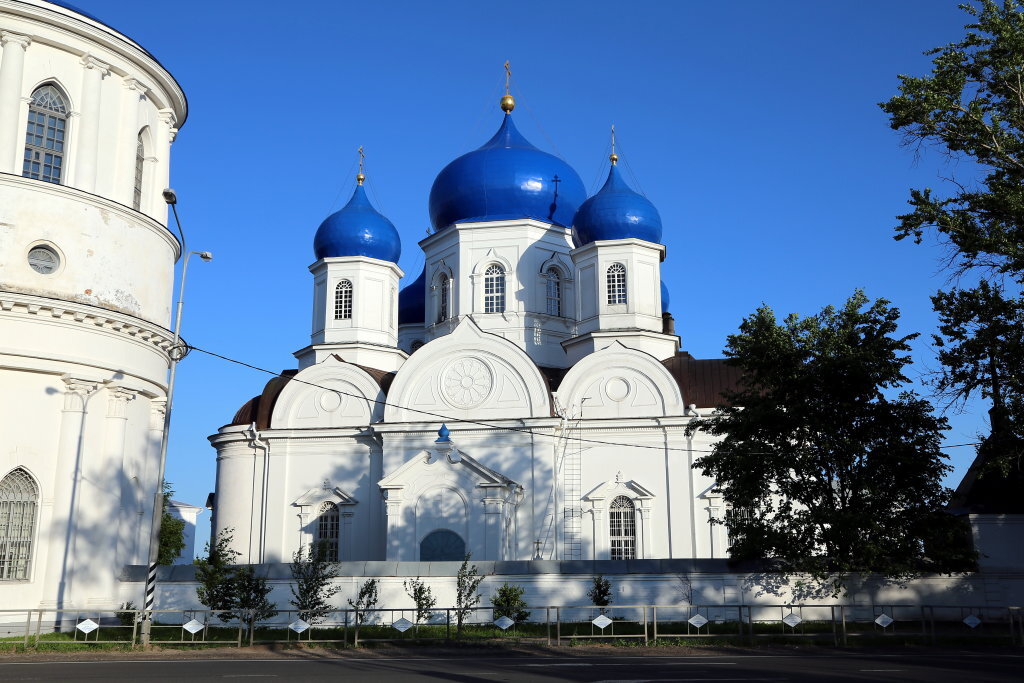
[442,357,493,408]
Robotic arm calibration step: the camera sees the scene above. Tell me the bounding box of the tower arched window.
[133,132,145,210]
[545,267,562,317]
[334,280,353,320]
[23,84,69,184]
[315,501,339,561]
[0,468,39,580]
[483,264,505,314]
[609,495,636,560]
[436,273,451,323]
[606,263,627,306]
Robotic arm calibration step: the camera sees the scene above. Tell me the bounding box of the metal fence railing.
[1,604,1021,649]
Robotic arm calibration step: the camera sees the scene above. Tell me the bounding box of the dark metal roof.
[661,351,743,408]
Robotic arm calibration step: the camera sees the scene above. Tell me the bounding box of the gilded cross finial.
[500,60,516,113]
[609,125,618,166]
[356,146,365,185]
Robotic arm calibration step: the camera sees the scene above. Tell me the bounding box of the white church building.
[209,91,742,566]
[0,0,186,611]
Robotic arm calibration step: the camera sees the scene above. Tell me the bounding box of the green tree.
[231,565,278,639]
[881,0,1024,491]
[880,0,1024,277]
[194,528,240,622]
[157,481,186,565]
[347,578,379,642]
[403,576,436,625]
[587,575,613,608]
[289,543,342,624]
[491,583,529,623]
[454,554,484,635]
[687,292,967,594]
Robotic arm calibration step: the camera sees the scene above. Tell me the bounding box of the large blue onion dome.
[428,113,587,231]
[573,163,662,246]
[661,280,671,313]
[313,181,401,263]
[397,267,426,324]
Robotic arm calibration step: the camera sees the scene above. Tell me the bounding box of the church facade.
[210,93,740,565]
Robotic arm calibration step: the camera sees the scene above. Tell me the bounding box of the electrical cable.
[185,342,981,455]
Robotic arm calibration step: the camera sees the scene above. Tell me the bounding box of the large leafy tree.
[157,481,187,565]
[881,0,1024,482]
[688,292,970,592]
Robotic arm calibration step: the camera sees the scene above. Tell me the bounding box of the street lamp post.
[140,188,212,644]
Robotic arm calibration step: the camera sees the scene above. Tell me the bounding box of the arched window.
[23,84,69,184]
[334,280,353,320]
[483,264,505,313]
[419,529,466,561]
[609,495,636,560]
[0,468,39,580]
[545,267,562,317]
[133,132,145,210]
[606,263,627,305]
[436,273,451,323]
[315,501,339,561]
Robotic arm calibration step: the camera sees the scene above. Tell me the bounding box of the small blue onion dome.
[313,184,401,262]
[573,164,662,246]
[661,280,670,313]
[397,267,426,324]
[428,114,586,231]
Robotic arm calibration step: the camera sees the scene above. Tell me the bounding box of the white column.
[342,511,354,561]
[384,496,404,560]
[154,108,176,222]
[483,499,503,560]
[107,388,137,570]
[118,77,145,207]
[0,32,31,173]
[134,398,165,564]
[593,507,607,559]
[638,506,652,559]
[43,378,100,608]
[74,54,110,192]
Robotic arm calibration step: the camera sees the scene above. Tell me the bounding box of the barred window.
[609,495,636,560]
[0,468,39,580]
[133,133,145,210]
[23,85,69,184]
[483,264,505,313]
[437,273,450,323]
[316,501,340,561]
[334,280,353,320]
[606,263,627,305]
[545,267,561,317]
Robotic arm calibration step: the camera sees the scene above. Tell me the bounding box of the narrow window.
[23,85,69,184]
[133,133,145,210]
[334,280,353,320]
[315,501,339,561]
[609,495,636,560]
[606,263,627,306]
[0,468,39,580]
[545,267,561,317]
[436,273,450,323]
[483,264,505,313]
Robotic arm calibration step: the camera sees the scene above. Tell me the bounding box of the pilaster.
[74,54,110,192]
[0,32,31,173]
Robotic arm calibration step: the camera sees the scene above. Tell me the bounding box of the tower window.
[315,501,339,561]
[483,264,505,314]
[606,263,627,306]
[23,85,69,185]
[133,133,145,210]
[609,495,636,560]
[334,279,353,320]
[437,273,451,323]
[545,267,561,317]
[0,468,39,580]
[27,246,60,275]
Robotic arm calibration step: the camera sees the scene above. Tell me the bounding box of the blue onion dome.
[573,162,662,246]
[398,267,426,324]
[661,280,671,313]
[313,180,401,262]
[428,111,586,231]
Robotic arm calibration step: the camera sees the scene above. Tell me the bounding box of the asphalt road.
[1,652,1022,682]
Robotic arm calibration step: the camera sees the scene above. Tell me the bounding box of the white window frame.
[316,501,340,561]
[0,468,39,581]
[608,495,636,560]
[545,267,562,317]
[483,264,505,314]
[23,84,69,185]
[606,262,627,306]
[334,279,353,320]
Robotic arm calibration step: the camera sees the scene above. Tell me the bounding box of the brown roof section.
[661,351,743,408]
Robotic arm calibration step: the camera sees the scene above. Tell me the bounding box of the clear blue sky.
[80,0,987,553]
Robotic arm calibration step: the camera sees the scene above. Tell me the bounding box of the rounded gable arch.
[271,356,386,429]
[384,317,551,422]
[556,342,685,418]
